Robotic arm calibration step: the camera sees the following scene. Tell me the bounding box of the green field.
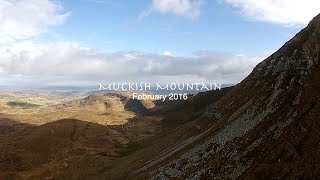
[7,101,42,109]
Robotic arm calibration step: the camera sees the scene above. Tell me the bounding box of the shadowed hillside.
[0,89,229,179]
[107,13,320,179]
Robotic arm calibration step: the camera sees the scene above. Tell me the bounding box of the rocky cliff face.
[134,13,320,179]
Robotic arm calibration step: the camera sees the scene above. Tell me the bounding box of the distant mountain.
[128,13,320,179]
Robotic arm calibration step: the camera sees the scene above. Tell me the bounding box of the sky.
[0,0,320,87]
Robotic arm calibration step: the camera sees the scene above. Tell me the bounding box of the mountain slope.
[131,13,320,179]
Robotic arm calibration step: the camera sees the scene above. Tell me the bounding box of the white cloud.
[163,51,173,56]
[0,0,69,44]
[0,42,266,86]
[0,0,269,87]
[223,0,320,27]
[139,0,203,20]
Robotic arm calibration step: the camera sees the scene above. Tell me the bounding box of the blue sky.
[0,0,320,86]
[52,0,300,56]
